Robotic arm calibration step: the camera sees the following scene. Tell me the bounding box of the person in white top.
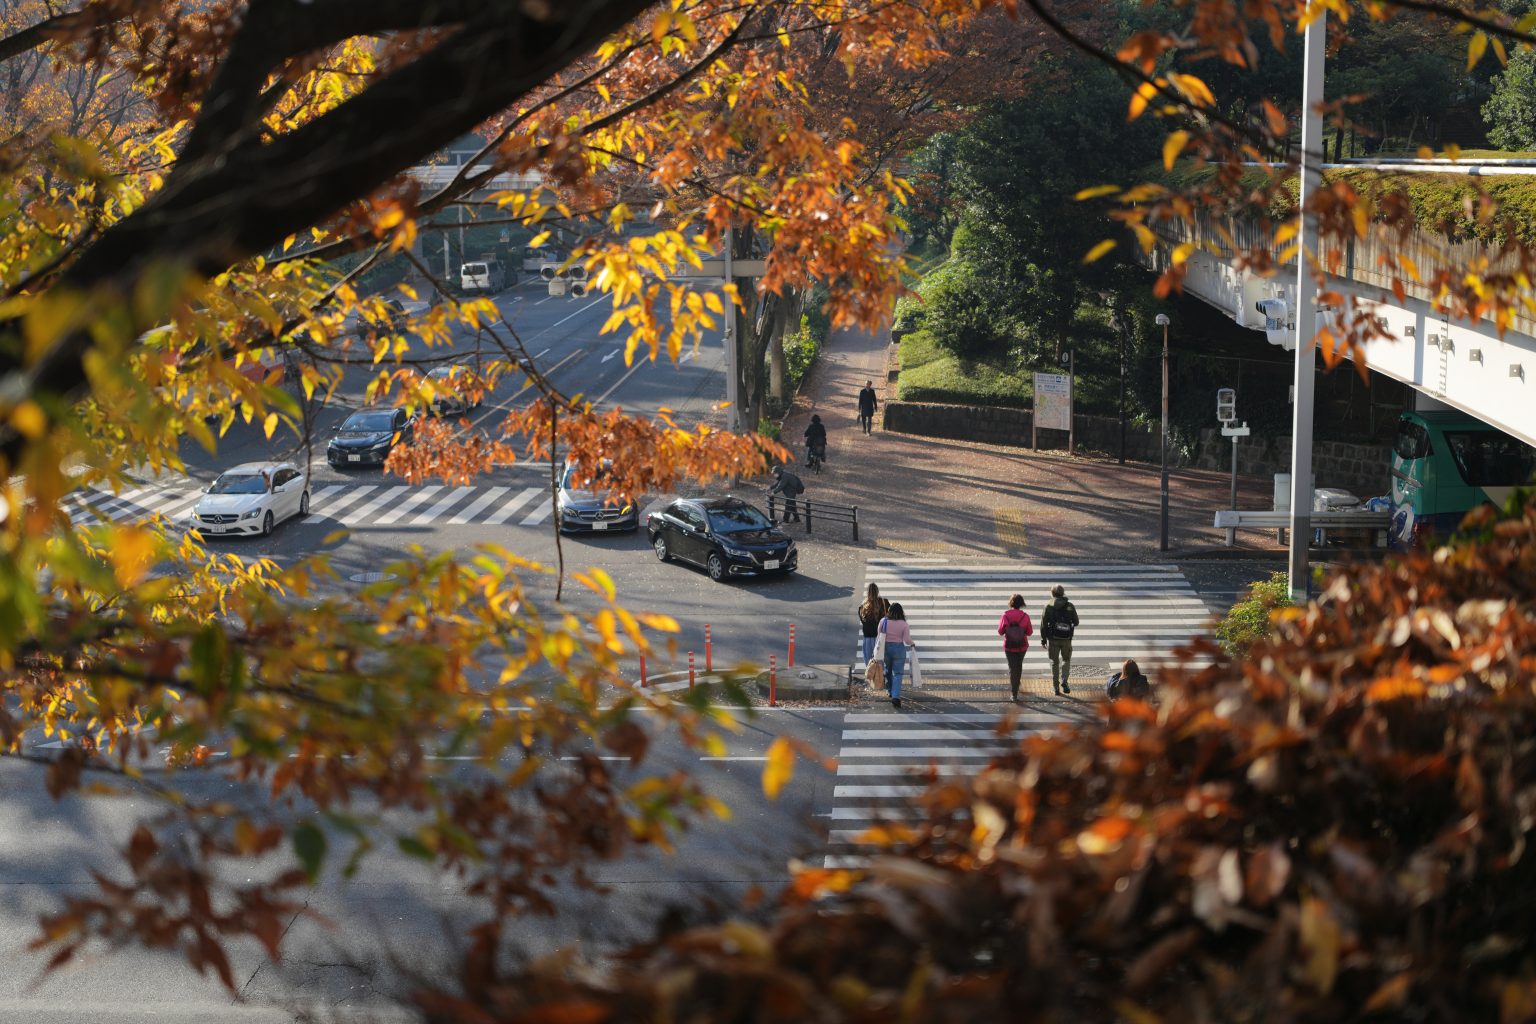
[878,602,914,709]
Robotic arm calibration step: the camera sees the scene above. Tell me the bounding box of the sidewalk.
[776,325,1283,561]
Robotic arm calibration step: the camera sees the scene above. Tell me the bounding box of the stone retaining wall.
[1192,430,1391,498]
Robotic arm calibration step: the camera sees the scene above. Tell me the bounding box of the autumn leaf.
[763,736,793,799]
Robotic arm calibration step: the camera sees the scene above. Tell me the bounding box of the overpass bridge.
[1144,204,1536,448]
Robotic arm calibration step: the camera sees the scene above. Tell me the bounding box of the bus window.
[1443,431,1536,488]
[1393,420,1430,461]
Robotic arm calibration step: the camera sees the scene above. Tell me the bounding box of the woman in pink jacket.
[997,593,1033,703]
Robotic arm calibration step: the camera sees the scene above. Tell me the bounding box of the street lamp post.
[1157,313,1171,551]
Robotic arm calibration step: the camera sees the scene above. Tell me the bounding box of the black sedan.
[326,407,415,468]
[647,497,797,581]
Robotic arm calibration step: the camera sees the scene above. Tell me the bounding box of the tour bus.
[1389,410,1536,547]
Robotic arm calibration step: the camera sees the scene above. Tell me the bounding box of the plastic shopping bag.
[907,646,923,689]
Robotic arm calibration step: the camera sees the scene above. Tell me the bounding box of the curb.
[636,665,852,702]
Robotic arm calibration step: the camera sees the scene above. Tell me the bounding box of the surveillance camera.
[1255,298,1288,320]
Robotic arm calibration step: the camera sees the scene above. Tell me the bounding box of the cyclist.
[804,414,828,470]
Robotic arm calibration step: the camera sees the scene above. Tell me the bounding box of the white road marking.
[304,485,375,523]
[483,486,544,526]
[337,485,410,526]
[411,486,477,525]
[602,349,621,363]
[371,485,443,525]
[519,502,554,526]
[446,486,511,525]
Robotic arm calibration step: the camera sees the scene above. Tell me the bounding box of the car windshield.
[561,464,611,493]
[463,263,486,275]
[343,411,396,432]
[209,472,268,495]
[708,504,772,533]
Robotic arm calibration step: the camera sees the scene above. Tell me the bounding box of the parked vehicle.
[425,363,483,418]
[326,407,416,468]
[1390,410,1536,546]
[557,459,637,533]
[192,462,309,537]
[459,258,509,293]
[647,497,797,581]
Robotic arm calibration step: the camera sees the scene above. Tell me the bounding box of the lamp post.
[1156,313,1171,551]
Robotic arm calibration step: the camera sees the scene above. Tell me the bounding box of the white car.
[192,462,309,537]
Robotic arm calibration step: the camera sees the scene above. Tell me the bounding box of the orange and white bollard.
[770,654,778,707]
[788,623,796,667]
[639,652,648,687]
[689,650,695,690]
[705,625,712,672]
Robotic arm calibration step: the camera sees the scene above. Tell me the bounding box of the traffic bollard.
[770,654,777,707]
[705,625,712,672]
[689,650,695,690]
[788,623,796,667]
[639,652,648,687]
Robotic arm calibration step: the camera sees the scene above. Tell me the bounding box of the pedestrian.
[1041,583,1080,696]
[878,602,913,709]
[857,380,878,434]
[804,414,828,469]
[857,582,889,665]
[769,465,804,523]
[996,594,1033,702]
[1106,659,1151,702]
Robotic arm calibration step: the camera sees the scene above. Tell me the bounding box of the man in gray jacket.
[1041,584,1080,695]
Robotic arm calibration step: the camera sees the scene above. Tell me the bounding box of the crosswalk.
[59,479,561,531]
[860,558,1213,678]
[825,708,1055,867]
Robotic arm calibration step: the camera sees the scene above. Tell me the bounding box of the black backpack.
[1046,602,1077,640]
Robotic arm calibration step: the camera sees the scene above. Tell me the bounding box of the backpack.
[1003,616,1028,648]
[1046,602,1077,640]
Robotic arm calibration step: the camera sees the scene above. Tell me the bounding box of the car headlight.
[240,509,262,519]
[720,544,750,557]
[621,504,633,514]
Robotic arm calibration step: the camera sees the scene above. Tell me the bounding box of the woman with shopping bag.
[878,602,914,709]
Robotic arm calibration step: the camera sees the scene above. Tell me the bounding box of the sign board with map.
[1033,371,1072,448]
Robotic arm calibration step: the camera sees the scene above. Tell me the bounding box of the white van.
[460,258,508,293]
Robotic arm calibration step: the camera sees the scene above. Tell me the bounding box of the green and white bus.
[1389,411,1536,547]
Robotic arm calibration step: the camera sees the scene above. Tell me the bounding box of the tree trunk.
[768,301,788,401]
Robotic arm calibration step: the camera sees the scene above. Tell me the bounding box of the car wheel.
[299,491,310,516]
[706,552,726,582]
[261,511,274,536]
[653,535,670,562]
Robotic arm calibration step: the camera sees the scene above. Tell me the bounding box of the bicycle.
[806,441,825,474]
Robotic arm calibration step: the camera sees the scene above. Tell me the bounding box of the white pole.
[1288,7,1326,604]
[723,226,739,433]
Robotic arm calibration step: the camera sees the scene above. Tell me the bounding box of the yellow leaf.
[10,400,47,439]
[1162,130,1190,171]
[1445,143,1462,161]
[107,525,157,588]
[1127,81,1157,122]
[1274,220,1301,246]
[1083,239,1117,264]
[763,737,793,800]
[1467,31,1488,71]
[262,412,278,439]
[1074,184,1121,201]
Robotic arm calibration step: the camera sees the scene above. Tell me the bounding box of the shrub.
[1215,571,1291,657]
[919,259,1015,358]
[756,418,780,440]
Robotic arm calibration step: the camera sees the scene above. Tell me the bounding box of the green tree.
[1484,46,1536,151]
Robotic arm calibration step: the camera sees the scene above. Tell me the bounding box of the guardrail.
[1214,509,1390,547]
[767,494,860,540]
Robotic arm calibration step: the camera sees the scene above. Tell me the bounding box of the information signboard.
[1034,372,1071,431]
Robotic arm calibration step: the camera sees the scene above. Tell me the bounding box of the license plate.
[348,454,361,462]
[763,559,779,569]
[593,521,609,530]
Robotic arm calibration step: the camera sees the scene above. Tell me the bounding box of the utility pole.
[1287,8,1326,603]
[1066,348,1076,456]
[1157,313,1171,551]
[723,225,739,433]
[1118,329,1127,465]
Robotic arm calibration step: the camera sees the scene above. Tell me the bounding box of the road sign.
[1221,423,1250,437]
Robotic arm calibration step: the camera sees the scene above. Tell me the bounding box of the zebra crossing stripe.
[306,485,375,523]
[832,785,926,798]
[303,484,347,516]
[838,746,1011,758]
[412,486,476,525]
[447,486,510,525]
[518,500,554,526]
[485,487,543,526]
[836,763,975,776]
[371,485,443,525]
[338,486,410,526]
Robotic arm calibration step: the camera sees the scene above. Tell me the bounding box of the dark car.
[326,407,415,468]
[557,460,637,533]
[647,497,797,582]
[426,364,483,418]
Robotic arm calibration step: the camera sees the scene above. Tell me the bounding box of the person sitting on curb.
[1106,659,1151,702]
